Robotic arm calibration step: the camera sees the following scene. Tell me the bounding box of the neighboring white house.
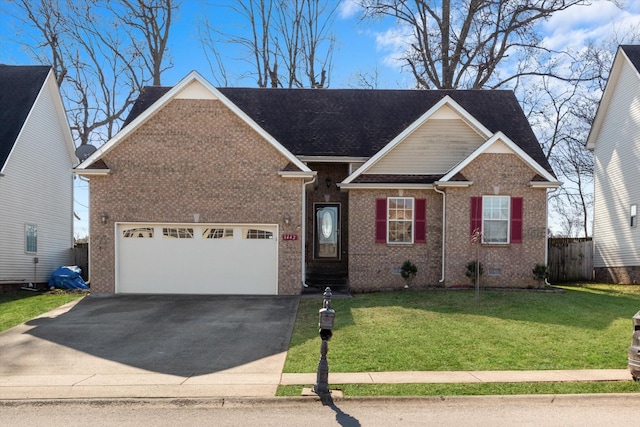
[587,45,640,284]
[0,65,77,286]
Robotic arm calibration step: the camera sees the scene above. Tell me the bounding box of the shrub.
[400,260,417,288]
[465,260,483,285]
[532,264,548,287]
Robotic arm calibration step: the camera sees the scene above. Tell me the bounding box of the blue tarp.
[48,266,89,290]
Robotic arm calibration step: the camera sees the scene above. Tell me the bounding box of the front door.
[314,204,340,260]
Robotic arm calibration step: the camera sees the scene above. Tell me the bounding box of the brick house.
[74,71,558,295]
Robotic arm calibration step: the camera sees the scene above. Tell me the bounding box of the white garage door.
[116,223,278,295]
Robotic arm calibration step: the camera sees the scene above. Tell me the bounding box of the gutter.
[544,186,559,286]
[301,174,317,288]
[434,185,446,283]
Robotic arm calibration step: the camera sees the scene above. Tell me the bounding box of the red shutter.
[511,197,523,244]
[470,197,482,241]
[415,198,426,243]
[375,198,387,243]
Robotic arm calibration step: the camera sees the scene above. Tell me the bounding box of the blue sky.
[2,0,640,237]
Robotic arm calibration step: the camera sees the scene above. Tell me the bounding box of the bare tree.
[12,0,178,146]
[108,0,178,86]
[200,0,336,88]
[358,0,612,90]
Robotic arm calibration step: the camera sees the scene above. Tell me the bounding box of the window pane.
[204,228,233,239]
[122,227,154,238]
[25,224,37,253]
[484,220,508,243]
[244,229,273,239]
[162,228,194,239]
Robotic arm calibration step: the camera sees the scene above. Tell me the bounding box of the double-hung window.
[376,197,426,244]
[470,196,523,244]
[631,204,637,227]
[483,196,510,243]
[388,197,414,243]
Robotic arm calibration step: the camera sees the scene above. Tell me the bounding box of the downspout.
[302,175,317,288]
[434,186,446,283]
[545,186,559,286]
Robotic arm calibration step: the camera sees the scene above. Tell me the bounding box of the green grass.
[284,284,640,373]
[276,381,640,397]
[0,291,84,332]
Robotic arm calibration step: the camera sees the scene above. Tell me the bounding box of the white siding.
[365,116,485,175]
[0,78,74,283]
[592,59,640,268]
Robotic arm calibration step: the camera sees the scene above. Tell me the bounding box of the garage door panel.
[116,224,278,295]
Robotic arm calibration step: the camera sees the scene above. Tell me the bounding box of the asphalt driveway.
[0,294,299,378]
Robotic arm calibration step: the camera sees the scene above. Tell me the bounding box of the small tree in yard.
[400,260,417,289]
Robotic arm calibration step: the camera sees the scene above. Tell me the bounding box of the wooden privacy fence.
[547,237,593,283]
[71,242,89,281]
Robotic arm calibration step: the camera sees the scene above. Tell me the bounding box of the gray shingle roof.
[621,45,640,71]
[123,86,554,176]
[0,65,51,171]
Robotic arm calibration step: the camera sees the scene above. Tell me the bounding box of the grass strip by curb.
[276,381,640,397]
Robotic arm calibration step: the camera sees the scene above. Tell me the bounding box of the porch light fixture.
[100,212,109,224]
[284,214,291,225]
[325,176,332,189]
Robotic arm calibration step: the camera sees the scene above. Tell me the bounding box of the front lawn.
[0,291,85,333]
[284,284,640,373]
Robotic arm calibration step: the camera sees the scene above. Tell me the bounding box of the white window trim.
[387,197,415,244]
[482,195,510,245]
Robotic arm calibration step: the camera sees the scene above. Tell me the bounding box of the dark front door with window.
[314,204,340,260]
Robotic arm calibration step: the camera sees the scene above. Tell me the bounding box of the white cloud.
[541,1,640,51]
[338,0,360,19]
[374,25,413,69]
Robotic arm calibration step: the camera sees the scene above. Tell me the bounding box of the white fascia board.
[440,132,558,184]
[77,71,311,174]
[45,69,78,165]
[73,168,110,176]
[278,170,316,179]
[297,156,369,163]
[586,47,632,150]
[342,95,493,184]
[339,183,434,190]
[529,180,562,189]
[434,181,473,188]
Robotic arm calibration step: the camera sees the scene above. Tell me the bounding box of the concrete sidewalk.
[0,368,632,400]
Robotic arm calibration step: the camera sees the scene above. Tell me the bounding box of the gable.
[364,104,487,175]
[440,132,558,186]
[76,72,311,175]
[0,65,52,172]
[587,45,640,150]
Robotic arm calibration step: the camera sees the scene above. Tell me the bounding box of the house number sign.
[282,234,298,241]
